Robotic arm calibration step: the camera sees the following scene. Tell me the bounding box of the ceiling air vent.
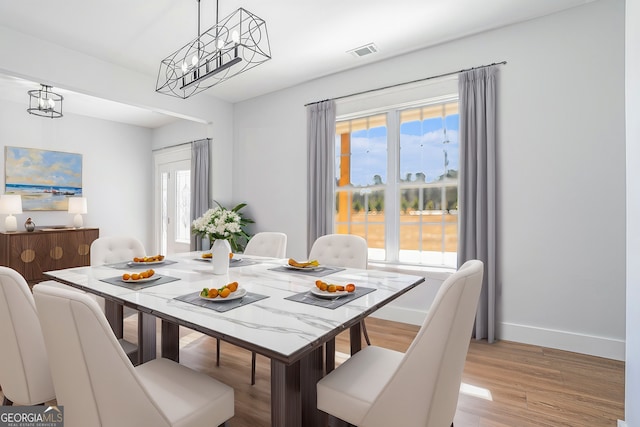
[347,43,378,58]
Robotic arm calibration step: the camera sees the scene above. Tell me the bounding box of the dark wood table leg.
[104,300,123,338]
[325,338,336,373]
[161,320,180,362]
[138,312,157,363]
[301,346,326,427]
[350,321,363,355]
[271,358,301,427]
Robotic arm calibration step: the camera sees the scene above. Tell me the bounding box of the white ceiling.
[0,0,593,128]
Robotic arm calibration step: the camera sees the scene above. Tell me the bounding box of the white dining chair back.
[0,267,56,406]
[33,284,234,427]
[317,259,484,427]
[243,232,287,258]
[89,235,143,361]
[90,236,146,265]
[308,234,367,269]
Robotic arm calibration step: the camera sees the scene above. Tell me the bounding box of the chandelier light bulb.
[48,98,55,109]
[181,61,189,73]
[38,97,46,109]
[231,30,240,44]
[216,38,225,49]
[191,54,199,66]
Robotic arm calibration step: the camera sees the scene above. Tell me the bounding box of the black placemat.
[193,258,259,268]
[285,286,376,309]
[105,259,178,269]
[175,291,269,313]
[100,275,180,290]
[268,265,345,277]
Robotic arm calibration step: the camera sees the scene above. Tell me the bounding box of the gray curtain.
[191,139,210,251]
[457,66,497,343]
[307,100,336,254]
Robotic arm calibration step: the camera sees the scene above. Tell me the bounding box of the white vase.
[211,239,231,275]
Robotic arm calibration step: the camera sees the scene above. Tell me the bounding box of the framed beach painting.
[4,146,83,211]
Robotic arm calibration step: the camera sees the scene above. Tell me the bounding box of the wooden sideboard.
[0,227,99,284]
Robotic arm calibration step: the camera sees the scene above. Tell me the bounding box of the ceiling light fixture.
[156,0,271,99]
[27,84,64,118]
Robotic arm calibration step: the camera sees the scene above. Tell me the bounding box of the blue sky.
[337,114,459,186]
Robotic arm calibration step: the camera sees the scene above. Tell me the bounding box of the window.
[334,100,459,267]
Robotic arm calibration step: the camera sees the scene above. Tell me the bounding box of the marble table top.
[45,252,425,362]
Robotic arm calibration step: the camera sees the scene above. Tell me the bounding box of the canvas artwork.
[4,146,83,211]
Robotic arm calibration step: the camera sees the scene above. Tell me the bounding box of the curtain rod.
[304,61,507,107]
[152,138,211,152]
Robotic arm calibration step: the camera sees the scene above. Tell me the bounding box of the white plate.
[128,260,165,266]
[310,287,350,298]
[199,287,247,302]
[121,275,161,283]
[284,264,322,271]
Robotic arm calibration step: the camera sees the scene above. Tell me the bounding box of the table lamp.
[0,194,23,232]
[68,197,87,228]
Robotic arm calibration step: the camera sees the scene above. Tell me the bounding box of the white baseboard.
[500,322,625,361]
[369,311,625,361]
[617,420,626,427]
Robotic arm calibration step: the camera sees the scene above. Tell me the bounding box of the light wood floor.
[2,317,624,426]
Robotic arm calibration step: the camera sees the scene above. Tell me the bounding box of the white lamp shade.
[0,194,23,215]
[68,197,87,214]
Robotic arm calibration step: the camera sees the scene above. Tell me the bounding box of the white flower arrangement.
[191,202,253,252]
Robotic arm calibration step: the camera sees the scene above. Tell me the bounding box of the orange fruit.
[140,271,149,278]
[148,269,155,277]
[346,284,356,293]
[208,288,219,298]
[319,282,328,291]
[315,280,324,289]
[228,282,238,292]
[229,252,233,259]
[219,287,231,298]
[122,273,131,280]
[336,285,345,291]
[131,273,140,280]
[327,285,336,293]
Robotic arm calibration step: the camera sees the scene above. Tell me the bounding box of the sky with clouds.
[337,114,459,186]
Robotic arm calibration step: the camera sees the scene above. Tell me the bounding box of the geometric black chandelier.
[156,0,271,99]
[27,84,64,118]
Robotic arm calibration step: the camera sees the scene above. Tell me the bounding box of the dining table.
[44,251,425,427]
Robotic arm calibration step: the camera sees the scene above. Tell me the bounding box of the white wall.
[234,0,626,359]
[0,97,154,249]
[150,101,235,209]
[625,0,639,423]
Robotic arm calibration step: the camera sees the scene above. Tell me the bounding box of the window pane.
[175,170,191,243]
[400,106,452,184]
[335,188,385,249]
[161,172,168,255]
[335,115,387,187]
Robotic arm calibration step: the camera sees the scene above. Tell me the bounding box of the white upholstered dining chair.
[33,284,235,427]
[317,259,484,427]
[243,232,287,259]
[241,231,288,384]
[0,267,56,406]
[309,234,372,345]
[90,235,146,266]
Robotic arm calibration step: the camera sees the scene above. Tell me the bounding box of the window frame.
[334,94,459,268]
